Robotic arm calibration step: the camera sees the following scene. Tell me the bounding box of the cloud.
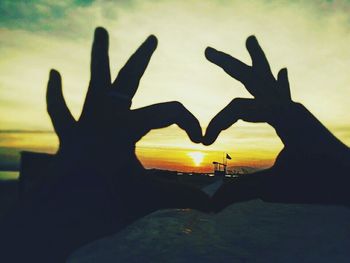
[0,1,71,29]
[0,0,347,37]
[0,0,141,38]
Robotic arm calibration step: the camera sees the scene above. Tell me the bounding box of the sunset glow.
[187,152,205,167]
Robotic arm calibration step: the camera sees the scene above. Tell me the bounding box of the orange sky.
[0,130,278,172]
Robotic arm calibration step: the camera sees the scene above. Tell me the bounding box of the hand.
[46,27,208,215]
[45,27,207,208]
[203,36,350,208]
[7,27,211,263]
[48,28,201,165]
[203,35,291,146]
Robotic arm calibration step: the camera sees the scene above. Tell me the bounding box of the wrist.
[266,102,302,148]
[267,101,302,129]
[268,101,349,158]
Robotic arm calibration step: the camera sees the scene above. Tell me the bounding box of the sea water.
[0,171,19,181]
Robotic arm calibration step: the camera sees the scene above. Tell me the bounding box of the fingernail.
[279,68,288,78]
[146,34,158,49]
[49,69,59,79]
[202,136,212,146]
[193,135,203,144]
[94,27,108,44]
[95,27,108,36]
[246,35,258,48]
[205,47,216,60]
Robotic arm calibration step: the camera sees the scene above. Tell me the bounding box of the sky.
[0,0,349,172]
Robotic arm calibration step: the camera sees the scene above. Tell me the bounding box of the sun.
[187,151,205,167]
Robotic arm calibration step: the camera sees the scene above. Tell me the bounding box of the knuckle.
[169,101,185,110]
[231,98,239,104]
[230,97,243,107]
[46,104,54,114]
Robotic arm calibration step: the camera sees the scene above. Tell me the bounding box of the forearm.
[269,102,349,157]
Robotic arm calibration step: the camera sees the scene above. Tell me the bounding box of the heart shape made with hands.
[48,27,293,173]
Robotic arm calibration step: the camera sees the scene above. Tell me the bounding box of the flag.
[226,153,232,160]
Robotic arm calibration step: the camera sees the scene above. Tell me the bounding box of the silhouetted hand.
[48,28,201,160]
[2,28,210,263]
[45,25,209,213]
[203,36,350,209]
[203,36,292,145]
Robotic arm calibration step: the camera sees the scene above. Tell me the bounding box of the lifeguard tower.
[212,161,227,177]
[212,153,232,177]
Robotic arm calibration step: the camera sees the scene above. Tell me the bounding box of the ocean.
[0,171,19,180]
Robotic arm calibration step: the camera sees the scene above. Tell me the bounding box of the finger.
[205,47,260,97]
[246,35,272,76]
[80,27,111,121]
[205,47,251,84]
[277,68,292,101]
[90,27,111,91]
[246,36,276,98]
[112,35,157,102]
[131,101,202,143]
[46,69,75,141]
[203,98,266,145]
